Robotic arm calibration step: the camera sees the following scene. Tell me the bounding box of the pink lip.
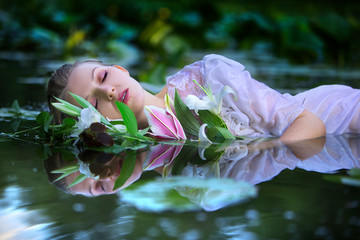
[116,159,123,177]
[116,161,121,175]
[118,88,129,104]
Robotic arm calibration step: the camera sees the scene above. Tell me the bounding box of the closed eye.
[96,181,106,192]
[100,182,106,192]
[102,70,108,83]
[95,98,99,109]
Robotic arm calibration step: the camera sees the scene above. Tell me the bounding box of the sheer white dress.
[166,54,360,137]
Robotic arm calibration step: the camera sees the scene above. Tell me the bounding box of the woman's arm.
[280,109,326,142]
[279,109,326,159]
[248,110,326,160]
[249,110,326,160]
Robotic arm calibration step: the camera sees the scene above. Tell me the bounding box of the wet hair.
[46,59,103,123]
[44,152,74,194]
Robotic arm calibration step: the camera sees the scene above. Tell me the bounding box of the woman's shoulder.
[165,59,204,99]
[202,54,246,72]
[165,54,249,98]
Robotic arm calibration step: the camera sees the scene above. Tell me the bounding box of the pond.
[0,50,360,240]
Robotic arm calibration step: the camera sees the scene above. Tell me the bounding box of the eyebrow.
[92,66,97,81]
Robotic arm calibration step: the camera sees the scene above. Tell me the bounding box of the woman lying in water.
[47,54,360,142]
[46,53,360,164]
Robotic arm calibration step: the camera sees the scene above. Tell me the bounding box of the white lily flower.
[71,107,102,137]
[199,124,212,144]
[198,124,212,160]
[184,95,211,115]
[184,84,236,115]
[78,160,99,180]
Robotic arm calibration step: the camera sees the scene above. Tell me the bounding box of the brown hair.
[44,152,74,194]
[46,60,103,123]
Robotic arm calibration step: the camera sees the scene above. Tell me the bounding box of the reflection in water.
[218,135,360,185]
[44,151,147,197]
[45,134,360,211]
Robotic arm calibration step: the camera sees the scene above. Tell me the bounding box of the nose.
[97,85,117,101]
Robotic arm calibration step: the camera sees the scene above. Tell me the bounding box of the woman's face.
[66,155,144,196]
[65,62,146,122]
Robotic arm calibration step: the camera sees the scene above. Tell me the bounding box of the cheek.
[99,102,122,119]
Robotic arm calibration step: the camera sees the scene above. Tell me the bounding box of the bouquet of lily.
[45,80,237,189]
[37,91,151,149]
[42,79,236,149]
[172,79,236,144]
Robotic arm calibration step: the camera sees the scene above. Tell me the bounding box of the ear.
[114,65,129,74]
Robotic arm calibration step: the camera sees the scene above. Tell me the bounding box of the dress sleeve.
[202,54,305,137]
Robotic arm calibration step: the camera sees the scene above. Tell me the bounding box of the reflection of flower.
[72,108,101,137]
[144,105,186,140]
[143,144,183,174]
[78,160,99,180]
[184,81,235,115]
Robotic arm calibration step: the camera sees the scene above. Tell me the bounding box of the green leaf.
[67,92,112,126]
[349,168,360,177]
[53,171,74,182]
[138,127,150,136]
[198,110,227,128]
[67,174,88,188]
[113,152,137,190]
[171,145,198,175]
[216,127,236,140]
[174,89,200,136]
[51,164,79,173]
[109,120,124,125]
[115,101,138,135]
[68,92,92,109]
[53,96,82,114]
[207,126,236,142]
[36,112,53,132]
[36,111,48,125]
[51,103,80,117]
[11,119,21,132]
[51,164,80,182]
[11,100,21,114]
[62,117,76,128]
[195,144,225,164]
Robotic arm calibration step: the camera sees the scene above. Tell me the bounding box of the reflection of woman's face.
[65,152,146,196]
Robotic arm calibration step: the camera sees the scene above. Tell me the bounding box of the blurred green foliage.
[1,0,359,67]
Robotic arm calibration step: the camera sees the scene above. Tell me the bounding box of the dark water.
[0,51,360,240]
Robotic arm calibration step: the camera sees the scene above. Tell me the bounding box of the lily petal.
[199,124,212,144]
[184,95,212,114]
[164,94,175,115]
[143,144,183,171]
[213,86,236,114]
[184,85,236,115]
[168,110,187,140]
[144,105,186,140]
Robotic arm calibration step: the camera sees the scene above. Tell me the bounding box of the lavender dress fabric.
[166,54,360,137]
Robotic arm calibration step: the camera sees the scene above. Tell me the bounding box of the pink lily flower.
[143,144,183,172]
[144,105,187,140]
